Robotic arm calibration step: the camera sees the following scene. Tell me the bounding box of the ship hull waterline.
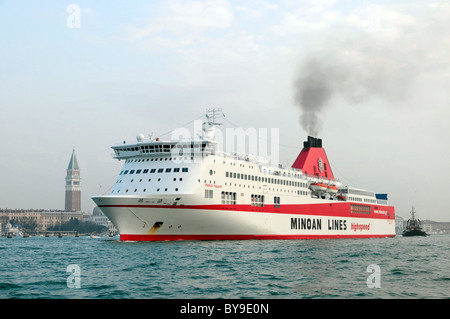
[94,198,396,242]
[402,230,428,237]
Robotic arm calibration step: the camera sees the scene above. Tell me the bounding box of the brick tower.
[65,147,81,211]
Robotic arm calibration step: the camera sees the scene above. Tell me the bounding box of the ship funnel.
[303,136,322,148]
[292,136,334,180]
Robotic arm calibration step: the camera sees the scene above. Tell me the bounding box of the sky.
[0,0,449,221]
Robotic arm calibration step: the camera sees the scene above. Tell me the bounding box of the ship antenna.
[202,108,224,141]
[206,107,224,126]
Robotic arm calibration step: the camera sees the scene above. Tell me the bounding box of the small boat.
[309,182,328,192]
[402,207,428,237]
[326,184,338,194]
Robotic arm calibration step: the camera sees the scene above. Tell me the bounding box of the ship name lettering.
[204,183,222,189]
[290,218,322,230]
[327,219,347,231]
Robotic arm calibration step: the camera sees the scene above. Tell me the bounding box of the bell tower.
[65,147,81,211]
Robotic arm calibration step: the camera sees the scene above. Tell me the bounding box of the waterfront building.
[89,206,118,234]
[0,209,86,232]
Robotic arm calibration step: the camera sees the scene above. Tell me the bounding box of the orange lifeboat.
[309,182,328,192]
[326,185,338,194]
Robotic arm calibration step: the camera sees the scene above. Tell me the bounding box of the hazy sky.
[1,0,449,221]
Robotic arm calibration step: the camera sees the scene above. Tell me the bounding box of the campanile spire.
[65,147,81,211]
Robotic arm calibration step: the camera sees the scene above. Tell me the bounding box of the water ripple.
[0,235,449,298]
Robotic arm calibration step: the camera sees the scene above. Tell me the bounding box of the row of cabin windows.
[221,191,237,205]
[350,204,372,214]
[120,167,188,175]
[224,181,309,194]
[116,177,183,183]
[349,197,376,204]
[112,187,179,194]
[125,157,192,163]
[251,194,265,207]
[225,171,308,188]
[341,188,375,198]
[117,143,207,153]
[348,196,362,202]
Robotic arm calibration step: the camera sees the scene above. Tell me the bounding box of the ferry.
[92,109,395,241]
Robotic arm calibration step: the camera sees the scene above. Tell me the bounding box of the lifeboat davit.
[309,182,328,192]
[326,185,338,194]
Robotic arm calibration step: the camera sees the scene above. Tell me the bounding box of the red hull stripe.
[120,234,395,241]
[99,202,394,220]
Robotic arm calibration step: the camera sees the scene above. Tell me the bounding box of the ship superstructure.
[92,109,395,241]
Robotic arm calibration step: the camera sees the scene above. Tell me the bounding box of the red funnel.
[292,136,335,180]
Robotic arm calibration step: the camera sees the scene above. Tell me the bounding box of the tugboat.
[402,207,428,237]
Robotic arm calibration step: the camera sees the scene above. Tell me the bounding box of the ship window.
[182,168,188,172]
[274,196,280,208]
[136,170,142,174]
[158,168,164,173]
[221,191,237,205]
[165,168,171,173]
[205,189,213,199]
[251,194,265,207]
[143,169,149,173]
[124,170,129,175]
[174,168,180,172]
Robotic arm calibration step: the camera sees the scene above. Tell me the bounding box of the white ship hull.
[93,196,395,241]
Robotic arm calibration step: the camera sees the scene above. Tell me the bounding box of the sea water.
[0,235,449,299]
